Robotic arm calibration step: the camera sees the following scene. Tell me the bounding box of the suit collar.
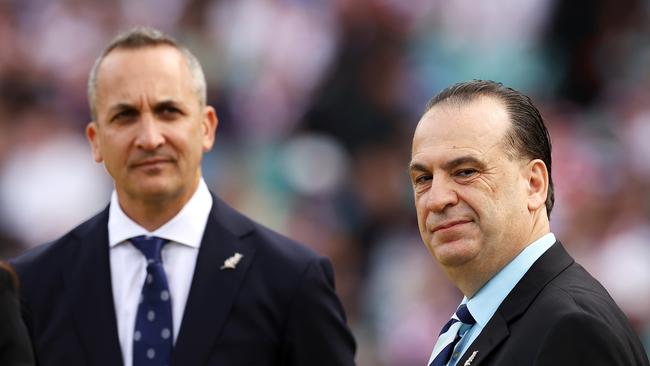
[170,196,256,365]
[457,241,574,366]
[465,233,556,328]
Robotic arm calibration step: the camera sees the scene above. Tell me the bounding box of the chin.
[430,238,479,267]
[130,180,179,200]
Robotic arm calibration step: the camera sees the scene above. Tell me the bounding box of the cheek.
[414,198,431,235]
[414,194,426,219]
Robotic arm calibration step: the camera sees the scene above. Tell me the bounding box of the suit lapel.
[457,313,508,366]
[457,242,574,366]
[64,208,124,366]
[171,198,256,365]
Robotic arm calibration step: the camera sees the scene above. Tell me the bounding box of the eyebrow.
[156,99,181,107]
[107,102,135,114]
[105,99,183,115]
[104,103,137,120]
[442,156,485,170]
[408,155,486,174]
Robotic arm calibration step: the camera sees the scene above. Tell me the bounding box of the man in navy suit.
[409,80,648,365]
[13,26,356,366]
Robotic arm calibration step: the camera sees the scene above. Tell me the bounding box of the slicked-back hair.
[425,80,554,218]
[87,26,207,120]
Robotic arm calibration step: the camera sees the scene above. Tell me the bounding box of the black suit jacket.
[456,242,649,366]
[0,266,35,366]
[12,196,356,366]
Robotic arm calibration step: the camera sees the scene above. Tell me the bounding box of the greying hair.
[425,80,555,218]
[87,26,207,120]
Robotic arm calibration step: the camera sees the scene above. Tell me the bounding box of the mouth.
[131,157,172,169]
[431,219,472,233]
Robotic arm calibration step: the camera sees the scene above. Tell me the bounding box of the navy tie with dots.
[131,236,173,366]
[429,304,476,366]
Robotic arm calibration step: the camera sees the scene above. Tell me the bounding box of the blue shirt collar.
[463,233,556,327]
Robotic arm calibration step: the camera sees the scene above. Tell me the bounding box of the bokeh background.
[1,0,649,364]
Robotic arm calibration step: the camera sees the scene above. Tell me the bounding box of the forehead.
[412,96,511,160]
[94,45,194,106]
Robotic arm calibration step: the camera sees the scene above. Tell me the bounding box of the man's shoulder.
[516,261,648,363]
[210,197,324,265]
[511,257,634,342]
[11,209,108,278]
[535,260,622,314]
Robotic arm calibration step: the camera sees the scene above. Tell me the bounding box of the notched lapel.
[171,209,256,366]
[458,313,509,366]
[65,208,124,366]
[457,242,574,366]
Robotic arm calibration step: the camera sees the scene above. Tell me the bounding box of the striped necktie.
[429,304,476,366]
[131,236,173,366]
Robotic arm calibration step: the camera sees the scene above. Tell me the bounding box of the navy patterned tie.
[429,304,476,366]
[131,236,173,366]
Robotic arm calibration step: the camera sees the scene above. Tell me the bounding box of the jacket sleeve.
[280,257,356,365]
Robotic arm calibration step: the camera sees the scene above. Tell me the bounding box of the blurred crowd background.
[1,0,649,364]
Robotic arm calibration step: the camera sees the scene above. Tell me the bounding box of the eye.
[412,174,432,190]
[414,174,431,184]
[156,105,183,120]
[111,109,138,123]
[455,168,478,178]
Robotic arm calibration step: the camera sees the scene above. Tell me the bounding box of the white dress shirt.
[108,179,212,366]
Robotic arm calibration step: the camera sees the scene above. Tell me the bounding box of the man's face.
[86,45,216,204]
[409,96,531,274]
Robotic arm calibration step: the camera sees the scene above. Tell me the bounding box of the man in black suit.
[409,80,649,366]
[0,261,34,366]
[12,27,355,366]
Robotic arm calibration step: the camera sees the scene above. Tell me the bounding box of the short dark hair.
[425,80,554,217]
[87,26,207,120]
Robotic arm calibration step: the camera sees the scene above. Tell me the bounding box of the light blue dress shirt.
[445,233,556,366]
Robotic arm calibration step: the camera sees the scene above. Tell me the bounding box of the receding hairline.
[93,44,191,85]
[87,27,207,121]
[414,94,520,159]
[91,45,196,116]
[418,94,512,133]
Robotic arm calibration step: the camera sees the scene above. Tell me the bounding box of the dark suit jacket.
[0,266,35,366]
[456,242,649,366]
[12,197,356,366]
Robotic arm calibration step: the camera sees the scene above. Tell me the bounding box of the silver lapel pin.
[464,350,478,366]
[220,252,244,270]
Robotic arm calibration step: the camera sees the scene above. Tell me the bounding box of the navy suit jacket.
[12,196,356,366]
[456,242,649,366]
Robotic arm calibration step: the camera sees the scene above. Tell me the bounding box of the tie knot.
[130,236,169,264]
[455,304,476,325]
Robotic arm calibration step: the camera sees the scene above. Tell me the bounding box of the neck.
[117,180,200,232]
[450,212,551,298]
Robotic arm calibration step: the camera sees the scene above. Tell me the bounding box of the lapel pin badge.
[221,252,244,270]
[464,350,478,366]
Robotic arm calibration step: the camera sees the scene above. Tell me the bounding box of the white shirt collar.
[108,178,213,248]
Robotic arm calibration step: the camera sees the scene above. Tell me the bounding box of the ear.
[525,159,548,213]
[86,121,104,163]
[201,106,218,152]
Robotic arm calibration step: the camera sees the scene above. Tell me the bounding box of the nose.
[135,114,165,150]
[424,177,458,213]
